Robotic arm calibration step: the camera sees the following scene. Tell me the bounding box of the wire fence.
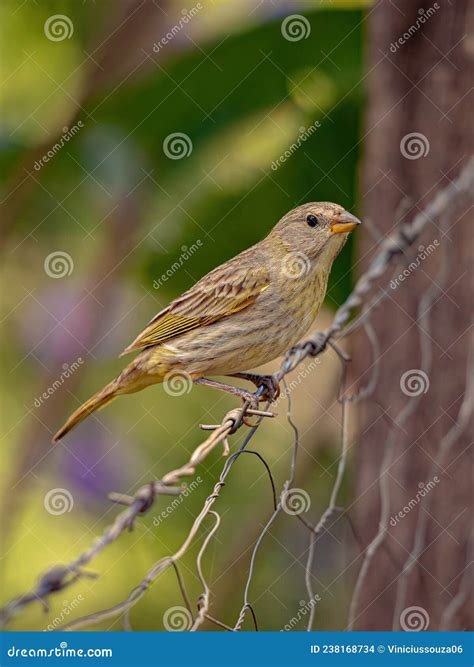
[2,157,473,631]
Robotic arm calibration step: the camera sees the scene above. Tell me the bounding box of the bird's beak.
[330,211,361,234]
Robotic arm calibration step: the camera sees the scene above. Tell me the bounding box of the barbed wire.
[1,157,473,631]
[347,188,454,629]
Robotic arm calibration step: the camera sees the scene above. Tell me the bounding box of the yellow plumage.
[53,202,360,442]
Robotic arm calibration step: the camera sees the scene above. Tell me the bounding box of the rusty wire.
[1,157,473,631]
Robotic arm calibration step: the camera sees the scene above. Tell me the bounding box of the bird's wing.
[120,263,270,355]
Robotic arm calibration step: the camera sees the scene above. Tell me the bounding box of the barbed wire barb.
[1,157,473,631]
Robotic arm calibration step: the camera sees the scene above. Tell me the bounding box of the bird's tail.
[53,350,173,442]
[52,381,119,442]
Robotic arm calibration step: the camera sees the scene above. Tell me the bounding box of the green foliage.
[1,1,364,631]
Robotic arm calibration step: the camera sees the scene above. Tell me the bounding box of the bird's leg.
[194,377,259,409]
[229,372,281,402]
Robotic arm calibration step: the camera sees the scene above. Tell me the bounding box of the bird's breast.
[165,266,330,377]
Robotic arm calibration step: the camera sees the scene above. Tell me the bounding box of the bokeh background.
[1,0,472,633]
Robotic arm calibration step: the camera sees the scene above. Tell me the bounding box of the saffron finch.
[53,202,360,442]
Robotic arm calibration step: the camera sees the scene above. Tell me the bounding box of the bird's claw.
[240,386,279,427]
[233,373,280,403]
[256,375,281,402]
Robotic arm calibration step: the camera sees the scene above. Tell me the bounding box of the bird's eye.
[306,214,319,227]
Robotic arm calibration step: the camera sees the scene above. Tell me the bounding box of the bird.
[53,202,360,442]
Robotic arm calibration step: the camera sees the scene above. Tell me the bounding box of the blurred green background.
[1,0,367,631]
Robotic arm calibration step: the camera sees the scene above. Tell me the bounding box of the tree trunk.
[352,0,473,630]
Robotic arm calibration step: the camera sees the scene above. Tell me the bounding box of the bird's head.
[270,202,361,262]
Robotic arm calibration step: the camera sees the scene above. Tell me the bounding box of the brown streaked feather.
[120,264,270,356]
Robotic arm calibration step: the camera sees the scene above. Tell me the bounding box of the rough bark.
[352,0,473,630]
